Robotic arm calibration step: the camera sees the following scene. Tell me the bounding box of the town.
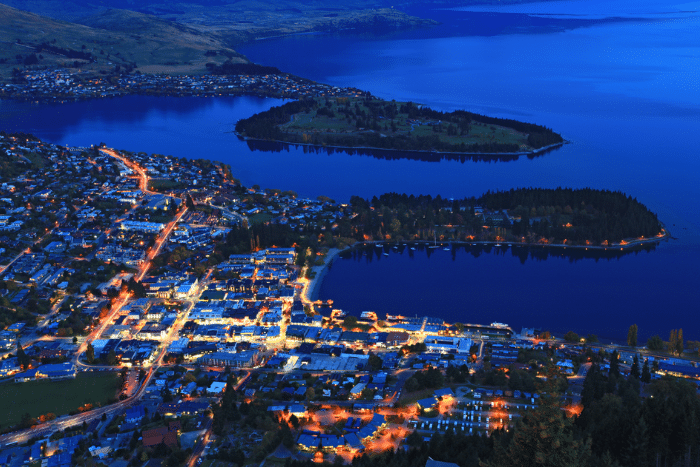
[0,132,697,467]
[0,68,370,103]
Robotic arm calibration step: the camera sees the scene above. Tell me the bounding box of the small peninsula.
[235,97,565,154]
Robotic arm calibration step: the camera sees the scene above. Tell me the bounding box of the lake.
[1,0,698,341]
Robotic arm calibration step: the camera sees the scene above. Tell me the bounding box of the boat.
[429,232,440,248]
[443,246,451,251]
[494,243,502,247]
[410,247,415,250]
[383,252,389,256]
[375,243,383,248]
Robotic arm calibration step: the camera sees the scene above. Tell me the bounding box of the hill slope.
[0,3,244,78]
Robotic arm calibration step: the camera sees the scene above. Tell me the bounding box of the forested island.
[235,97,565,155]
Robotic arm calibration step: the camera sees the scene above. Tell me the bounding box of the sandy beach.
[303,247,348,302]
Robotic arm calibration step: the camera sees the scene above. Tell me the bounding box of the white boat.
[443,247,451,251]
[410,247,415,250]
[383,253,389,256]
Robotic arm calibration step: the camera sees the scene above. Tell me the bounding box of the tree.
[586,334,599,343]
[17,342,30,370]
[485,380,591,467]
[676,328,684,355]
[289,414,299,429]
[367,354,383,371]
[609,350,620,379]
[630,355,640,379]
[641,359,651,383]
[646,335,664,351]
[669,329,677,354]
[627,324,638,347]
[106,349,117,365]
[86,342,95,364]
[342,315,358,329]
[564,331,580,342]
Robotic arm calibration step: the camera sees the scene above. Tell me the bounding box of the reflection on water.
[342,242,658,265]
[244,139,562,164]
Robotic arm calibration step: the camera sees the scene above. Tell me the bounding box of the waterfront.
[1,0,699,341]
[316,243,696,343]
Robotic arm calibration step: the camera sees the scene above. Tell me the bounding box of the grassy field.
[249,212,273,225]
[278,97,531,151]
[0,373,120,427]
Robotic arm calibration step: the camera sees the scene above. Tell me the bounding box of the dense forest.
[346,188,662,246]
[235,98,564,154]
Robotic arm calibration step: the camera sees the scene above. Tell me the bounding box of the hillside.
[1,1,439,46]
[0,4,245,79]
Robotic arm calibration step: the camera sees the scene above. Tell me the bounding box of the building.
[423,335,473,354]
[120,221,165,233]
[124,405,146,424]
[36,362,76,380]
[197,350,260,368]
[142,425,178,447]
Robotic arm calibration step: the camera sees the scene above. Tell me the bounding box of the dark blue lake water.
[1,0,698,341]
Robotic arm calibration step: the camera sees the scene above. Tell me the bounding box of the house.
[0,357,20,376]
[142,425,178,447]
[350,383,366,398]
[124,405,146,424]
[417,397,439,411]
[208,381,227,394]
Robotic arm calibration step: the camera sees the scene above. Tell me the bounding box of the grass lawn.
[0,373,120,427]
[249,212,273,224]
[397,388,436,407]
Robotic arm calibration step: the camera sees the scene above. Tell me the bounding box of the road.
[208,203,248,227]
[0,247,30,276]
[99,148,154,196]
[186,417,213,467]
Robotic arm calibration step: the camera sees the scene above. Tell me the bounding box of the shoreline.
[301,230,670,303]
[239,135,567,158]
[303,246,350,303]
[356,232,669,251]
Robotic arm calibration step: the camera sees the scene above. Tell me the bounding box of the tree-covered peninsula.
[235,97,564,154]
[217,188,664,257]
